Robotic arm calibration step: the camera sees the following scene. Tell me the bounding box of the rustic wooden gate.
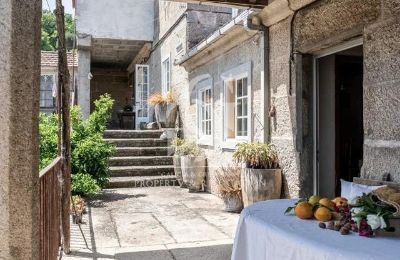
[39,0,72,258]
[39,157,63,260]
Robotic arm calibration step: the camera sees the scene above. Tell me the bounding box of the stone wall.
[0,0,41,258]
[186,5,232,48]
[75,0,154,41]
[268,0,400,197]
[362,0,400,183]
[90,66,132,128]
[176,34,264,193]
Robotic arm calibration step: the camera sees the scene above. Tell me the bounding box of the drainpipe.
[246,14,270,143]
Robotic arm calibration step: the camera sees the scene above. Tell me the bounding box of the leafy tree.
[41,10,75,51]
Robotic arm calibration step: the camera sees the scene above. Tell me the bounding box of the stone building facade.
[175,11,266,193]
[172,0,400,198]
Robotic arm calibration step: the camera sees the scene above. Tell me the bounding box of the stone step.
[115,147,170,157]
[109,165,174,177]
[106,175,178,189]
[104,130,163,139]
[109,156,173,167]
[105,138,167,147]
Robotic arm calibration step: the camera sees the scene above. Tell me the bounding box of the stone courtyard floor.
[63,186,240,260]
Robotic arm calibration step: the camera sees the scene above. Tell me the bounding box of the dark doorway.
[316,45,363,197]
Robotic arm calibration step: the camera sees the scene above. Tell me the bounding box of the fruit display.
[285,193,398,237]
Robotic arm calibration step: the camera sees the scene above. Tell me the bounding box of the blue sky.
[42,0,74,14]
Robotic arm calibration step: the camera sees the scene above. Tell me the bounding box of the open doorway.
[315,44,364,198]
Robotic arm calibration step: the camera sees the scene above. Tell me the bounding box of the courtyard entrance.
[315,43,364,198]
[63,187,239,260]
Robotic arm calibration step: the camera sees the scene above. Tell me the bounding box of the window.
[197,81,213,145]
[221,63,251,148]
[162,57,171,94]
[40,74,55,108]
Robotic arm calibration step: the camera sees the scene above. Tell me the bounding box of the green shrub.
[71,173,100,197]
[39,94,115,197]
[72,134,114,187]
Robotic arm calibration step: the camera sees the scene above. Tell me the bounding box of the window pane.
[226,80,235,139]
[243,97,248,116]
[237,79,242,97]
[242,118,248,136]
[243,78,248,96]
[237,99,243,117]
[237,118,243,136]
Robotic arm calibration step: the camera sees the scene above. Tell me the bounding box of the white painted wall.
[75,0,154,41]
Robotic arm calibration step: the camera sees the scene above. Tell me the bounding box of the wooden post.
[55,0,71,254]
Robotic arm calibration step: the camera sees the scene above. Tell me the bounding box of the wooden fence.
[39,157,63,260]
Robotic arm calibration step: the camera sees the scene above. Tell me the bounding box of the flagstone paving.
[63,186,240,260]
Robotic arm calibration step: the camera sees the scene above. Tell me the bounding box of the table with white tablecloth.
[231,199,400,260]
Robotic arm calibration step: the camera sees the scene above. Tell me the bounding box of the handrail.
[39,156,64,260]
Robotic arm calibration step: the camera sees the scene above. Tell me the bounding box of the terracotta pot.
[241,168,282,207]
[154,103,178,128]
[181,156,206,192]
[222,195,243,213]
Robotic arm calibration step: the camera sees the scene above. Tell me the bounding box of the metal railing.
[39,157,63,260]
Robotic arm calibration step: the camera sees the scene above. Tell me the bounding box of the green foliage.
[233,142,280,169]
[176,142,203,156]
[88,94,114,134]
[72,134,114,187]
[39,94,115,197]
[39,113,59,169]
[72,173,100,197]
[41,10,75,51]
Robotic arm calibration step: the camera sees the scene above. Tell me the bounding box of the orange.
[314,207,332,221]
[333,197,348,207]
[295,202,314,219]
[319,198,335,210]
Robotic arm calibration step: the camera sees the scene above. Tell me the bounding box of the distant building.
[40,51,78,114]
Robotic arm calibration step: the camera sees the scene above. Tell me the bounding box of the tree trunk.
[55,0,71,254]
[241,168,282,207]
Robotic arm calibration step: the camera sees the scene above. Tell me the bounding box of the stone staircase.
[104,130,177,188]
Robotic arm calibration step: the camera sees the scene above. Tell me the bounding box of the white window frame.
[220,62,252,149]
[196,78,213,146]
[162,55,171,94]
[40,73,56,109]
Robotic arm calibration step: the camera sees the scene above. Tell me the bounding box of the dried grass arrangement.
[214,165,242,199]
[148,92,176,106]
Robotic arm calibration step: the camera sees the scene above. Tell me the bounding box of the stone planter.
[222,195,243,213]
[241,168,282,207]
[181,156,206,192]
[173,155,186,188]
[154,103,178,128]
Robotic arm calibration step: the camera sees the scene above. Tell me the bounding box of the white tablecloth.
[231,199,400,260]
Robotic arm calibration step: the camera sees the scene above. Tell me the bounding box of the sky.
[42,0,74,15]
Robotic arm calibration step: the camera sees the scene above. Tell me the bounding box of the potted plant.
[148,92,178,129]
[214,165,243,213]
[233,142,282,207]
[172,137,186,188]
[179,142,206,192]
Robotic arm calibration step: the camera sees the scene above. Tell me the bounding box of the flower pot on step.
[154,103,178,128]
[241,168,282,207]
[181,156,206,192]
